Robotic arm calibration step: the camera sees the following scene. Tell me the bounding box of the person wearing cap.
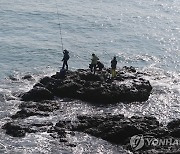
[111,56,117,78]
[62,49,70,70]
[91,53,99,74]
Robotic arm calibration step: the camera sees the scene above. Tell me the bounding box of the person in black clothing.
[97,61,104,71]
[111,56,117,78]
[62,49,70,70]
[90,53,99,74]
[59,68,66,79]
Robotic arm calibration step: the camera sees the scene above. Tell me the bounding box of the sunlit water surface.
[0,0,179,153]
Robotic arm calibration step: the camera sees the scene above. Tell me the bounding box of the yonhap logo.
[130,135,144,151]
[130,135,180,151]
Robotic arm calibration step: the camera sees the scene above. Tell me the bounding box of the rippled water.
[0,0,180,153]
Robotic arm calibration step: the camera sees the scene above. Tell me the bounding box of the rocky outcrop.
[2,121,53,137]
[21,87,54,101]
[3,112,180,153]
[20,66,152,103]
[167,119,180,138]
[50,114,180,153]
[11,100,59,119]
[4,66,180,153]
[70,114,159,144]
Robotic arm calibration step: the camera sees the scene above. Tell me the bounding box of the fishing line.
[55,1,110,65]
[55,0,64,52]
[103,50,112,59]
[55,0,86,64]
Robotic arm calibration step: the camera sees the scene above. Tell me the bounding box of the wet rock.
[167,119,180,138]
[79,72,103,81]
[3,108,180,154]
[71,114,159,144]
[21,87,54,101]
[66,143,76,147]
[9,75,18,81]
[52,114,160,145]
[54,127,66,138]
[167,119,180,129]
[59,138,68,143]
[31,121,53,127]
[54,114,180,153]
[20,67,152,103]
[22,74,33,80]
[39,76,53,85]
[12,100,59,119]
[47,125,67,140]
[11,108,49,119]
[170,128,180,138]
[2,121,53,137]
[55,82,82,98]
[2,122,27,137]
[33,82,44,88]
[122,66,136,73]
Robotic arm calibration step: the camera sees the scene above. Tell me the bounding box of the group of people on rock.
[61,49,117,78]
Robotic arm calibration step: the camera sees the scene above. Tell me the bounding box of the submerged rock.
[20,67,152,103]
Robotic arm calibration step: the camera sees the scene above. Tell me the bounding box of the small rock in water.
[66,143,76,147]
[22,74,33,80]
[9,75,18,81]
[2,122,26,137]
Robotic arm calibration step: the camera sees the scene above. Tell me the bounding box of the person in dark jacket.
[62,49,70,70]
[59,68,66,79]
[90,53,99,74]
[97,61,104,71]
[111,56,117,78]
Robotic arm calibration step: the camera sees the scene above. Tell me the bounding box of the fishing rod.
[55,0,64,52]
[55,1,113,64]
[103,50,112,59]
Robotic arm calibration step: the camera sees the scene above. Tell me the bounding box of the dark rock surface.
[22,74,34,80]
[70,114,159,144]
[4,67,179,153]
[3,109,180,153]
[2,120,53,137]
[21,67,152,103]
[11,100,59,119]
[167,119,180,138]
[21,87,54,101]
[54,114,180,153]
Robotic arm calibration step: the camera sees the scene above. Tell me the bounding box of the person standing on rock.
[111,56,117,78]
[90,53,99,74]
[62,49,70,70]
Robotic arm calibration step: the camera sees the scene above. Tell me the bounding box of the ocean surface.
[0,0,180,153]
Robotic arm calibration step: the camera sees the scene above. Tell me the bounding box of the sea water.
[0,0,179,153]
